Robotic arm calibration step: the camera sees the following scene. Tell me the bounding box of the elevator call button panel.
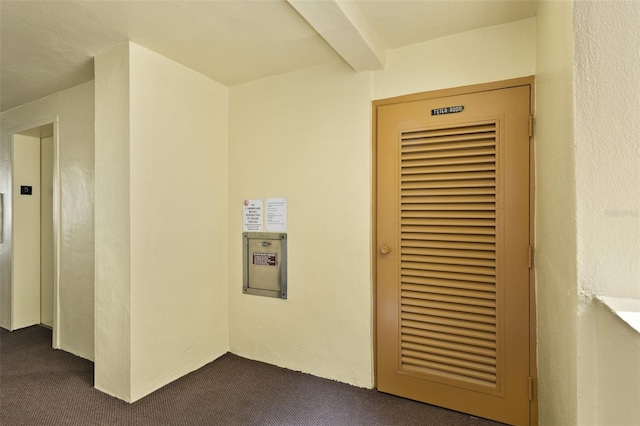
[243,232,287,299]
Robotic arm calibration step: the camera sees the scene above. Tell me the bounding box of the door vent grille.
[399,122,500,390]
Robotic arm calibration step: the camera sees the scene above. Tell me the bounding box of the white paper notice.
[266,198,287,232]
[243,199,263,231]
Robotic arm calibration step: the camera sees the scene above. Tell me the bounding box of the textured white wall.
[535,1,578,424]
[574,0,640,300]
[573,1,640,424]
[0,82,95,360]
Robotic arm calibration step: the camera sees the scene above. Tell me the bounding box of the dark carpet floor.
[0,326,504,425]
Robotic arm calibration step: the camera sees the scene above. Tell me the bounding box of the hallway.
[1,326,504,426]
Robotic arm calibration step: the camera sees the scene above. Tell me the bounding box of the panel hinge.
[528,114,534,138]
[528,376,534,401]
[528,245,534,269]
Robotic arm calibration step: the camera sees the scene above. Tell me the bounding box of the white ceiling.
[0,0,536,112]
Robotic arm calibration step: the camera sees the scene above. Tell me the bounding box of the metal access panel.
[243,232,287,299]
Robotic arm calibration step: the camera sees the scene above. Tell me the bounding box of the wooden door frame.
[371,76,537,425]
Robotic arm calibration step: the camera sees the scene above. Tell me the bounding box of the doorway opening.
[11,121,60,348]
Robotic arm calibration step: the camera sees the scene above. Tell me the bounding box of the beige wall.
[0,81,95,360]
[228,18,536,387]
[128,43,229,401]
[373,18,536,100]
[94,42,133,401]
[535,1,578,424]
[11,133,41,329]
[94,42,229,402]
[591,299,640,425]
[40,135,55,328]
[229,61,374,387]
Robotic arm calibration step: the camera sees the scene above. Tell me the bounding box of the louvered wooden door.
[375,80,534,426]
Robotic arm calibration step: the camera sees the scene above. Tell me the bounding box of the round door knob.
[380,244,392,255]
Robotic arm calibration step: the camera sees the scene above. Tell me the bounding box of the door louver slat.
[402,127,495,142]
[402,361,496,388]
[403,203,496,212]
[402,268,496,285]
[402,333,496,357]
[402,239,495,250]
[402,293,496,323]
[402,349,496,374]
[403,139,495,154]
[401,319,496,342]
[402,218,496,227]
[402,262,495,277]
[402,247,496,259]
[402,307,496,328]
[402,211,496,219]
[402,312,496,333]
[402,194,495,202]
[402,276,495,293]
[402,233,495,244]
[401,163,496,177]
[402,342,496,366]
[401,283,496,302]
[402,124,496,140]
[402,255,495,268]
[402,226,495,235]
[402,177,496,189]
[402,290,496,308]
[401,323,496,348]
[401,148,496,163]
[402,155,498,171]
[399,122,499,390]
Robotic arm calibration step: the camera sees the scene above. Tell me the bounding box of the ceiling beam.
[287,0,385,72]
